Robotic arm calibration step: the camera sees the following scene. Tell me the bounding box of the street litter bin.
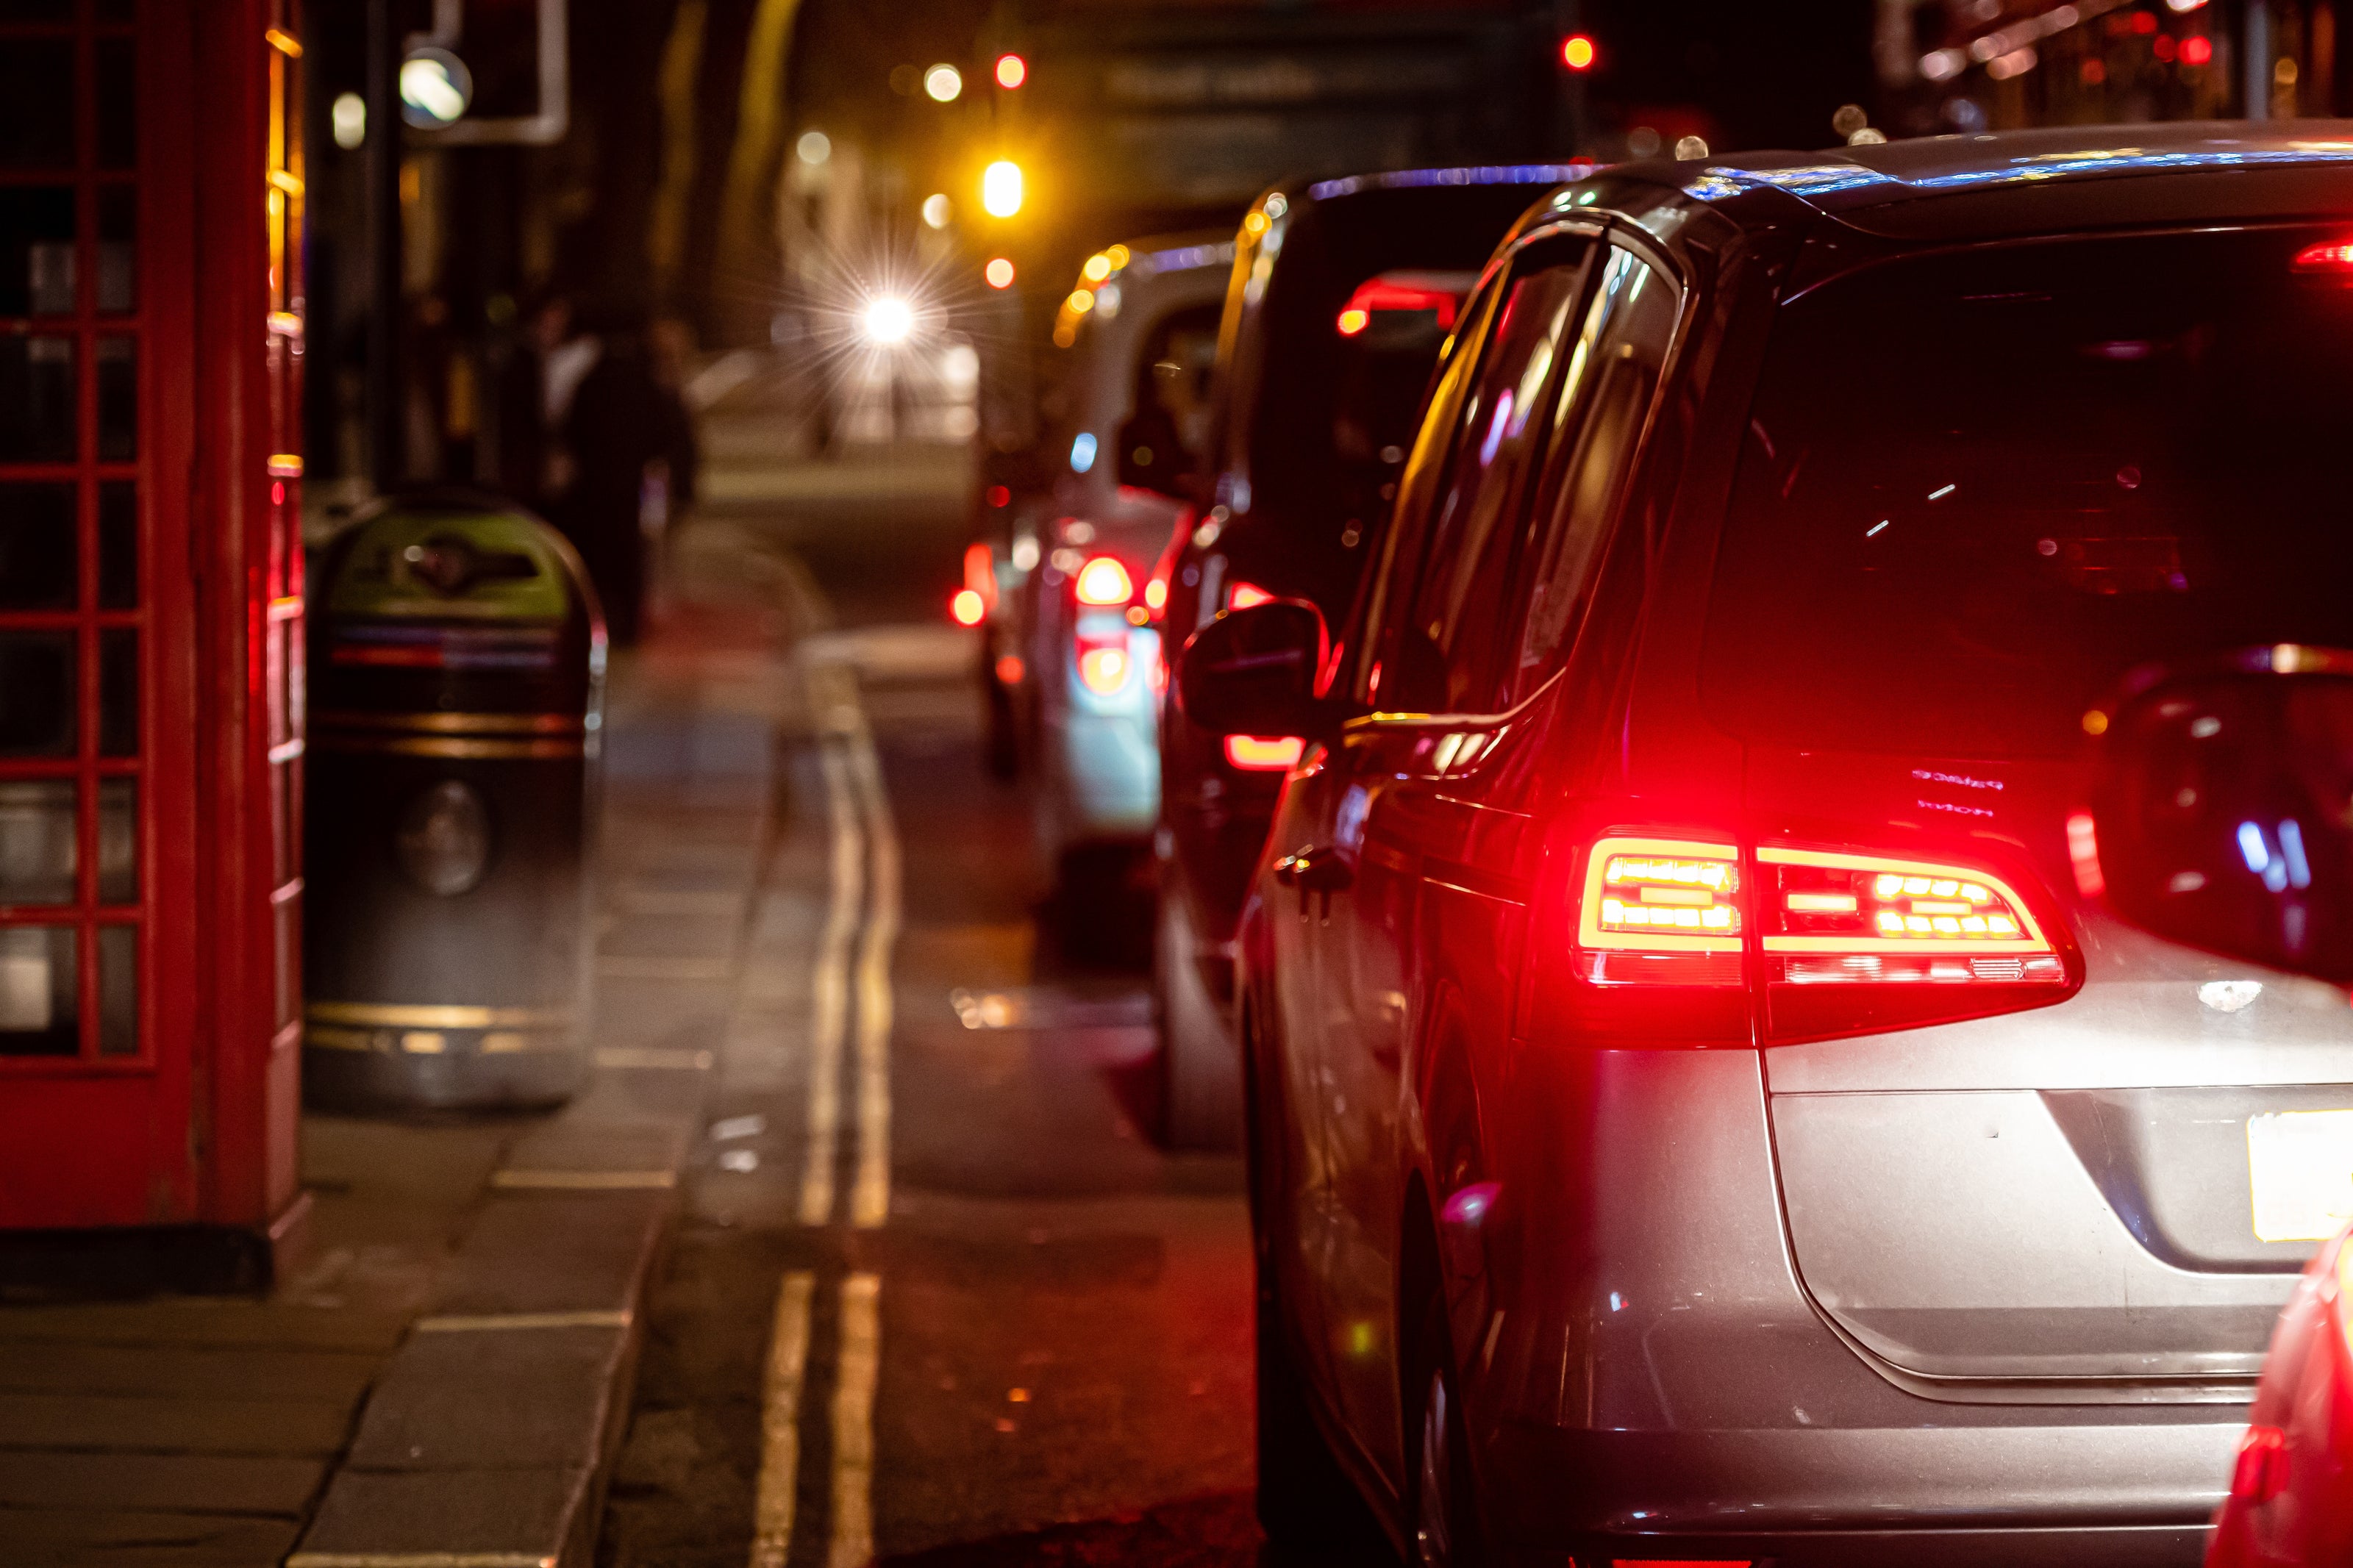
[303,491,605,1110]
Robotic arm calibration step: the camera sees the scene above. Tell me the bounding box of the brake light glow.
[1226,735,1304,771]
[1577,837,1744,987]
[1075,555,1133,606]
[950,588,986,626]
[1759,846,2057,978]
[1077,642,1129,694]
[1228,581,1274,610]
[2293,239,2353,276]
[1143,576,1167,610]
[1338,307,1370,335]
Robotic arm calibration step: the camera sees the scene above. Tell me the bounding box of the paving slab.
[0,1390,354,1456]
[0,1450,324,1515]
[0,1506,302,1568]
[289,1464,594,1564]
[426,1192,670,1318]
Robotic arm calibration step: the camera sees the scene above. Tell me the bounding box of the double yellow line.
[754,652,899,1568]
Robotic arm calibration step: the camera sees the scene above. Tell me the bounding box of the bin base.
[304,1039,587,1112]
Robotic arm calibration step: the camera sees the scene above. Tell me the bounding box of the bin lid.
[324,502,580,625]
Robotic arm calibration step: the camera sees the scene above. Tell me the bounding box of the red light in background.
[995,654,1024,685]
[986,484,1011,507]
[1074,555,1134,606]
[1228,581,1274,610]
[271,480,285,505]
[1561,34,1597,71]
[2152,33,2176,60]
[2292,238,2353,274]
[1225,735,1304,771]
[1337,307,1369,336]
[2181,33,2213,65]
[995,53,1026,89]
[985,257,1015,289]
[950,588,986,626]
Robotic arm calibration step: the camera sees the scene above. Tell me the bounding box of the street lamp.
[982,160,1024,218]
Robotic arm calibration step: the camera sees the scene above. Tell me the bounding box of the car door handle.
[1273,848,1353,919]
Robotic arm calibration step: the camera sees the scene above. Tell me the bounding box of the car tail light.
[1560,831,2078,1048]
[950,588,985,626]
[1074,555,1133,606]
[2293,239,2353,279]
[2230,1424,2288,1504]
[1225,734,1303,771]
[1575,837,1744,988]
[1228,581,1274,610]
[1076,624,1130,695]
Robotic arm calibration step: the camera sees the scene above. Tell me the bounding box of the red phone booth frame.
[0,0,307,1281]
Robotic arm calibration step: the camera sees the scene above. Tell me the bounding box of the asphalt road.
[596,417,1304,1567]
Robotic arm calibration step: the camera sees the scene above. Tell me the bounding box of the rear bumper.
[1485,1419,2230,1565]
[1467,1046,2243,1567]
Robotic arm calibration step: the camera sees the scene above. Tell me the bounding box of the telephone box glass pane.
[98,627,132,756]
[0,778,73,903]
[97,923,132,1056]
[0,44,74,171]
[0,334,74,459]
[96,39,132,171]
[97,481,132,609]
[0,187,76,317]
[0,924,75,1055]
[0,630,72,756]
[97,185,132,314]
[99,776,132,903]
[96,336,133,460]
[0,482,74,609]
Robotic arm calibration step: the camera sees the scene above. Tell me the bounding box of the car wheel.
[1248,1013,1386,1551]
[1154,887,1240,1150]
[1410,1292,1484,1568]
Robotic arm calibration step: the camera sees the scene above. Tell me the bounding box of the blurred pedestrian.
[495,292,581,512]
[559,311,698,645]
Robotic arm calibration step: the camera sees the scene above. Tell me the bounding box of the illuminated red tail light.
[1075,555,1134,606]
[2293,239,2353,279]
[1228,581,1274,610]
[1224,734,1304,771]
[1568,831,2077,1045]
[1075,625,1131,695]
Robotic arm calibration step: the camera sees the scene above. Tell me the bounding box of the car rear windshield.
[1702,225,2353,759]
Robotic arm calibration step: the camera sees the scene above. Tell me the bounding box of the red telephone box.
[0,0,309,1281]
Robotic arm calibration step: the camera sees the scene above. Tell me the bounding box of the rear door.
[1703,224,2353,1386]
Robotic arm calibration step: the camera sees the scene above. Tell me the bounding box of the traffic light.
[1560,34,1597,71]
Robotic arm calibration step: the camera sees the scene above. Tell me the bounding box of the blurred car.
[1152,167,1582,1147]
[2076,645,2353,1568]
[1176,124,2353,1565]
[971,232,1231,918]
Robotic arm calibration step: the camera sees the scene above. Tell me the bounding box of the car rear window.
[1702,226,2353,759]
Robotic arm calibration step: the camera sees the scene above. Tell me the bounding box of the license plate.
[2247,1109,2353,1242]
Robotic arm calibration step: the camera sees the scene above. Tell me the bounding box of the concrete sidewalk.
[0,545,796,1568]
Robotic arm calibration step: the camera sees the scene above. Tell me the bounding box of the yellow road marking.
[829,1272,882,1568]
[749,1270,816,1568]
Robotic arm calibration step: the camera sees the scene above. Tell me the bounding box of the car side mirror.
[1175,600,1332,740]
[2088,645,2353,985]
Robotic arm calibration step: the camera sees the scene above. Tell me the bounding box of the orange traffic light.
[1561,34,1597,71]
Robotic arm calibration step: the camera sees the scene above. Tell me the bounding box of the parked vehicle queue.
[1174,124,2353,1567]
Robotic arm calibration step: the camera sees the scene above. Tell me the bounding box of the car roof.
[1593,120,2353,243]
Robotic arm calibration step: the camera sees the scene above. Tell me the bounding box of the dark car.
[1176,123,2353,1566]
[1153,165,1583,1147]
